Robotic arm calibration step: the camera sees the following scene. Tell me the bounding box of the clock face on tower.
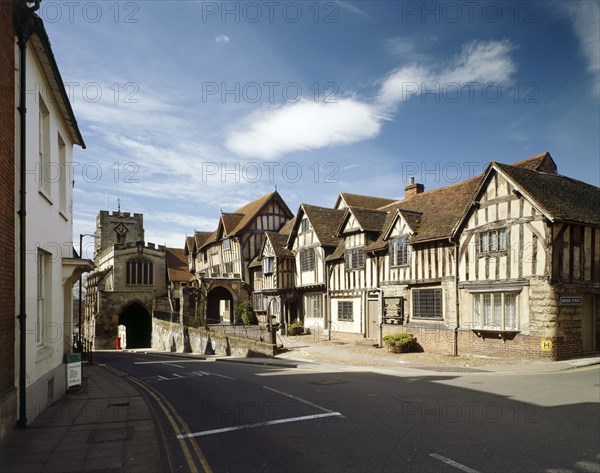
[114,223,128,243]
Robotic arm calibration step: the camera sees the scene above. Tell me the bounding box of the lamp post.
[78,233,96,352]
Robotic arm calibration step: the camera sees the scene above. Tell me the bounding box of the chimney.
[405,176,424,198]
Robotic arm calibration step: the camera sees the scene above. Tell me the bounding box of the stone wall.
[152,319,276,357]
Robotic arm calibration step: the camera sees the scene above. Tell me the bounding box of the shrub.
[236,300,258,325]
[288,320,304,336]
[383,333,415,350]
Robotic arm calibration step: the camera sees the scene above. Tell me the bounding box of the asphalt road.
[95,351,600,473]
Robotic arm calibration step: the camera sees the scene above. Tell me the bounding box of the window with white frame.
[412,288,443,319]
[39,96,51,196]
[472,292,518,331]
[345,247,365,270]
[390,236,410,266]
[305,294,323,318]
[479,228,507,254]
[300,218,310,233]
[300,248,315,272]
[337,300,353,321]
[222,238,231,250]
[37,248,51,347]
[263,256,274,274]
[224,262,233,274]
[126,257,154,285]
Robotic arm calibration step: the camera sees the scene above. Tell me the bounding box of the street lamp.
[78,232,97,351]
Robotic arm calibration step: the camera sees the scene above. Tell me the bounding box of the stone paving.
[0,364,166,473]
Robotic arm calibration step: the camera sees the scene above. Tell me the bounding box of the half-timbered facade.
[189,191,293,324]
[326,207,388,336]
[285,205,345,334]
[456,158,600,359]
[250,220,295,325]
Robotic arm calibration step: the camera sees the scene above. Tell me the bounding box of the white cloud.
[335,1,371,19]
[560,1,600,97]
[377,40,516,111]
[215,34,230,45]
[225,99,381,159]
[225,40,517,159]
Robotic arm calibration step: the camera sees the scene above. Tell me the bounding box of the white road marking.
[262,386,339,415]
[165,363,185,368]
[210,372,236,380]
[177,412,342,439]
[429,454,481,473]
[134,360,207,365]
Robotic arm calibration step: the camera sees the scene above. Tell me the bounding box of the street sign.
[541,340,552,352]
[65,353,82,387]
[560,297,583,306]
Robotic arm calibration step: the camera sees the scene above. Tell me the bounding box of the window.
[300,218,310,233]
[300,248,315,272]
[37,249,51,347]
[263,256,274,274]
[210,265,220,277]
[126,257,154,285]
[345,248,365,270]
[305,294,323,318]
[224,262,233,274]
[252,293,267,311]
[39,96,51,196]
[222,238,231,250]
[338,301,353,321]
[412,288,443,319]
[390,236,410,266]
[472,292,518,330]
[479,228,507,254]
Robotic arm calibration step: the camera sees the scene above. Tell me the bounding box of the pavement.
[1,339,598,473]
[0,364,167,473]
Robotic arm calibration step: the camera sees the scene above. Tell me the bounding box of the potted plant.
[288,320,304,336]
[383,333,415,353]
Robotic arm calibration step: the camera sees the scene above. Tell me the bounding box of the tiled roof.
[301,204,345,248]
[374,152,556,244]
[341,207,389,234]
[325,240,346,262]
[278,217,295,235]
[248,256,262,268]
[221,213,244,235]
[265,231,294,258]
[166,248,193,282]
[494,163,600,226]
[336,193,397,209]
[194,231,212,250]
[200,191,292,249]
[185,236,194,255]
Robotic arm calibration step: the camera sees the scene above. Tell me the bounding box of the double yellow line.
[103,365,213,473]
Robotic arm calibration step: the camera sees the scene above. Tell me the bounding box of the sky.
[39,0,600,255]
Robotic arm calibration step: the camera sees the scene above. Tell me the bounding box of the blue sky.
[40,1,600,253]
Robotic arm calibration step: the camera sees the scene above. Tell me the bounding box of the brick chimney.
[405,176,424,198]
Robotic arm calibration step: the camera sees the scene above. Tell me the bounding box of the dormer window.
[479,228,507,255]
[263,256,274,274]
[390,236,410,266]
[345,247,365,270]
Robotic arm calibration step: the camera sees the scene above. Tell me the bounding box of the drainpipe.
[326,264,332,341]
[16,0,40,429]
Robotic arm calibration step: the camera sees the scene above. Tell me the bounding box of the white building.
[14,4,90,425]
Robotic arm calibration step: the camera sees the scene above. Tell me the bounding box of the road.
[94,351,600,473]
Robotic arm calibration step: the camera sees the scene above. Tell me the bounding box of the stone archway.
[206,286,234,324]
[118,302,151,348]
